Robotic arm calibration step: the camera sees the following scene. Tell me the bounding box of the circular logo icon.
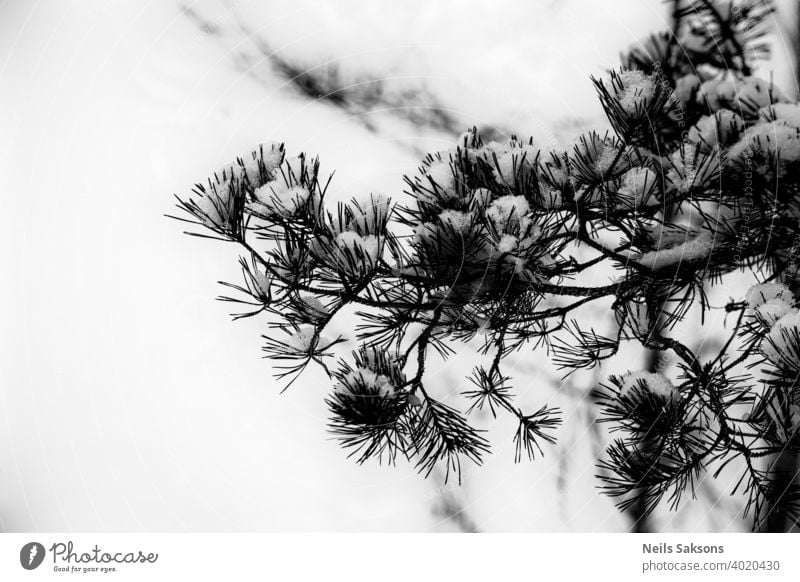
[20,542,46,570]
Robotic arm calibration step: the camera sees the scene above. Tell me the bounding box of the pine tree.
[172,0,800,531]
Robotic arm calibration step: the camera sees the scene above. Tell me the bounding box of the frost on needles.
[172,0,800,529]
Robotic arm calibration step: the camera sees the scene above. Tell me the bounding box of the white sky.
[1,0,796,532]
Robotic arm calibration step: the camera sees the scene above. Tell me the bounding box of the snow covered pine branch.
[172,0,800,529]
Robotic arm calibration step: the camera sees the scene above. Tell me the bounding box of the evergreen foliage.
[173,0,800,529]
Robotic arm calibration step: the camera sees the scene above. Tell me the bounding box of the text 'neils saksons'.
[643,543,724,554]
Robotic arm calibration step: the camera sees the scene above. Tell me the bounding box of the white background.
[1,0,798,532]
